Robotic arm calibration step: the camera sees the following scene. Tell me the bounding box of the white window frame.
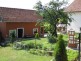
[33,28,38,34]
[17,28,24,38]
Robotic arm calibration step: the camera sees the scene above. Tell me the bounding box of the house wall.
[67,12,81,33]
[0,22,6,37]
[6,22,41,37]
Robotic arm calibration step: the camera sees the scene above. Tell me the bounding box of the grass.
[21,38,56,48]
[21,35,68,48]
[0,47,53,61]
[0,35,78,61]
[21,38,48,44]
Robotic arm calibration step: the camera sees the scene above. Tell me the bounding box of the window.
[69,36,73,40]
[33,28,38,34]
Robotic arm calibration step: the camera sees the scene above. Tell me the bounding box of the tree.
[34,0,72,37]
[54,34,68,61]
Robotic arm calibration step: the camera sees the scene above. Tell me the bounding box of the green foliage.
[54,34,68,61]
[0,36,78,61]
[13,38,56,52]
[34,0,72,37]
[13,41,43,50]
[47,32,57,44]
[42,45,55,51]
[29,49,54,56]
[10,31,16,43]
[35,33,40,39]
[35,33,40,49]
[34,1,42,14]
[67,49,78,61]
[43,23,50,33]
[0,47,52,61]
[13,42,23,50]
[16,38,56,51]
[29,49,47,56]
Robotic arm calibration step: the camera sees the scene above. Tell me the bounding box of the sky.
[0,0,74,10]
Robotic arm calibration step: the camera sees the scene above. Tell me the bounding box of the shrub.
[47,32,57,44]
[13,41,43,50]
[13,42,23,50]
[42,46,48,51]
[10,31,16,43]
[35,33,40,39]
[26,42,35,49]
[36,43,42,49]
[67,49,78,61]
[29,49,54,56]
[13,42,34,50]
[25,42,42,49]
[34,33,40,49]
[29,49,47,56]
[54,34,68,61]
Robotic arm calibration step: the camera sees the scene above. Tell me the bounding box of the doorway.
[17,28,24,38]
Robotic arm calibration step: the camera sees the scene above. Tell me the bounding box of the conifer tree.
[54,34,68,61]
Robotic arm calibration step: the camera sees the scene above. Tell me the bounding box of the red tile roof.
[65,0,81,12]
[0,7,42,22]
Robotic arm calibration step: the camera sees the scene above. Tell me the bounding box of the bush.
[13,42,34,50]
[13,42,24,50]
[25,42,42,49]
[34,33,40,49]
[9,31,16,43]
[35,33,40,39]
[13,41,43,50]
[54,34,68,61]
[29,49,54,56]
[42,46,48,51]
[47,32,57,44]
[67,49,78,61]
[29,49,47,56]
[36,43,42,49]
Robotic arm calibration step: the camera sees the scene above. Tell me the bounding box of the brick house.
[0,7,44,38]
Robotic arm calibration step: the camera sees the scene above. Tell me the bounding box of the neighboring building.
[57,24,67,34]
[65,0,81,33]
[0,7,44,38]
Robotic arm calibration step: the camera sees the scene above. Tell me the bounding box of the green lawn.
[21,38,56,48]
[0,47,53,61]
[0,36,78,61]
